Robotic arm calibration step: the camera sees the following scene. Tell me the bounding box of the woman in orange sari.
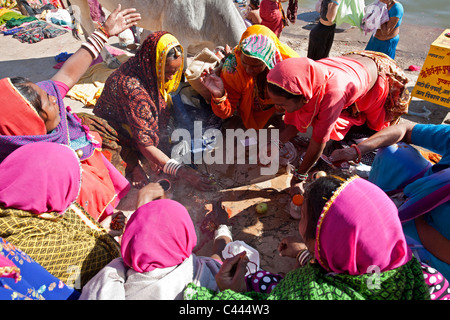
[200,24,299,130]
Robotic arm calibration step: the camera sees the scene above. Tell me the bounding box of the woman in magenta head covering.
[0,5,141,224]
[185,173,436,300]
[0,142,121,288]
[79,197,233,300]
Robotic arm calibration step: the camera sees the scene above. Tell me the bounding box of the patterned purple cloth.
[0,80,98,162]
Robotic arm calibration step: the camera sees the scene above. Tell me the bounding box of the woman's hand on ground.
[278,236,307,258]
[103,4,141,37]
[290,178,306,197]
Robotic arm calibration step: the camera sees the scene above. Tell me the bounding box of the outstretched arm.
[415,216,450,264]
[329,122,416,163]
[51,5,141,89]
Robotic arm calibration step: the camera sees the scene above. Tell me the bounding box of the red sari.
[267,51,410,143]
[260,0,286,37]
[0,78,130,222]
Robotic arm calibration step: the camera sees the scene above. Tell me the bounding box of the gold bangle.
[212,91,227,105]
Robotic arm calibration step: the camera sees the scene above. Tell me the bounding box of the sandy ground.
[0,5,449,275]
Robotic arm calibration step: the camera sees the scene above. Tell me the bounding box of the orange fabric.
[0,78,46,136]
[212,25,299,129]
[77,148,118,222]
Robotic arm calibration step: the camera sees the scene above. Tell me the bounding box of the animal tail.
[66,0,81,40]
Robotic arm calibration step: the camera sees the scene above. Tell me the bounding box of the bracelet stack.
[296,249,313,267]
[351,144,362,164]
[293,169,308,182]
[163,159,183,176]
[81,29,109,59]
[214,224,233,241]
[212,91,227,105]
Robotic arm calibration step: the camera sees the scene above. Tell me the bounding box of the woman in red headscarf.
[265,50,410,196]
[0,5,140,225]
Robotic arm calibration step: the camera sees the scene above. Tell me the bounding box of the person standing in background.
[260,0,288,38]
[244,0,262,27]
[365,0,403,59]
[307,0,339,60]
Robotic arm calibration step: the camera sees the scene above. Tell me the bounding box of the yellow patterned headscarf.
[155,33,184,105]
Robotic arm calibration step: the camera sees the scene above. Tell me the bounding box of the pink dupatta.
[0,142,81,215]
[121,199,197,273]
[315,176,412,275]
[267,57,373,143]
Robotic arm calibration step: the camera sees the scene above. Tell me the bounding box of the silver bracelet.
[162,159,183,176]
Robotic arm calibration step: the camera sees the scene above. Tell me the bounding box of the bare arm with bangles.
[328,122,415,164]
[199,68,238,119]
[291,138,326,196]
[138,144,215,192]
[51,5,141,89]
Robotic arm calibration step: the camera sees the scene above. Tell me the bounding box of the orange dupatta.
[215,25,299,129]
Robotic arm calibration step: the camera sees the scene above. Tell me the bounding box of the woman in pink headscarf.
[79,197,233,300]
[0,142,121,288]
[186,172,435,300]
[266,51,409,196]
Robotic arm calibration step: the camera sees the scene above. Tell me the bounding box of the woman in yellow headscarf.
[79,32,213,191]
[200,24,299,130]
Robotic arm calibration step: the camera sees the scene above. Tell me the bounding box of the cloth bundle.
[185,47,223,102]
[361,0,390,35]
[12,20,67,43]
[334,0,365,28]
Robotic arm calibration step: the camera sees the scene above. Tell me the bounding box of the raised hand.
[103,4,141,37]
[200,68,225,99]
[328,147,358,164]
[136,182,165,209]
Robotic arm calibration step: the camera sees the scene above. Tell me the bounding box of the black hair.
[267,82,303,102]
[303,170,353,240]
[166,45,183,60]
[250,0,260,8]
[10,76,43,114]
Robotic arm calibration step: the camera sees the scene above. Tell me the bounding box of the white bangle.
[163,159,182,176]
[81,30,108,59]
[214,224,233,241]
[296,249,313,267]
